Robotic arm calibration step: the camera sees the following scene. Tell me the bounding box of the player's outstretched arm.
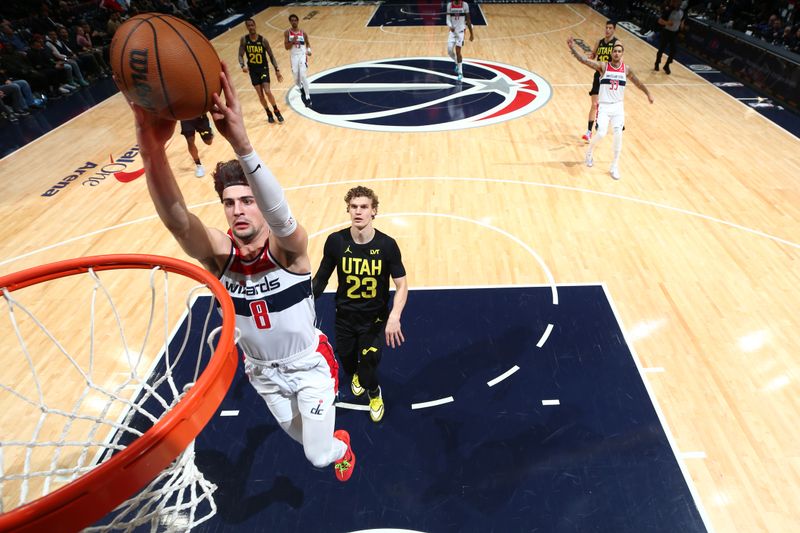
[567,37,604,74]
[211,62,310,265]
[627,66,654,104]
[132,104,228,274]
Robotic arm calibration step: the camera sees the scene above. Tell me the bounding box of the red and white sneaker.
[581,132,592,143]
[333,429,356,482]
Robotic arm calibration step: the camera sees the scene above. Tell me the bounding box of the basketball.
[110,14,221,120]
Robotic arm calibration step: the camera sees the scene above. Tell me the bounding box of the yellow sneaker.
[351,374,365,397]
[369,391,384,423]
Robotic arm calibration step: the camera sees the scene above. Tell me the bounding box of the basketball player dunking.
[130,63,356,482]
[568,38,654,180]
[238,18,284,124]
[284,14,312,107]
[582,21,618,142]
[446,0,474,82]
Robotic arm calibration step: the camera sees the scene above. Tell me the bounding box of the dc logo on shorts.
[310,399,325,416]
[287,57,552,132]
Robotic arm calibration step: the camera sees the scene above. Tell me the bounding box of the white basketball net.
[0,265,226,531]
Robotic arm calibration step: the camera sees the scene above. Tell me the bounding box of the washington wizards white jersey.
[599,62,626,104]
[447,1,469,32]
[288,29,306,57]
[219,236,317,363]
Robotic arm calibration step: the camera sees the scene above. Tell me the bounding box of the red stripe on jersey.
[225,233,277,275]
[317,333,339,393]
[606,62,625,72]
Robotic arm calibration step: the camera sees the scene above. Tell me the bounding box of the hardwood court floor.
[1,4,799,532]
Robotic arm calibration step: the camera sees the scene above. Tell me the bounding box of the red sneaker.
[333,429,356,482]
[581,132,591,143]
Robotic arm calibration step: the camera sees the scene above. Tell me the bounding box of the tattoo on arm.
[570,46,603,72]
[628,69,648,92]
[265,42,278,69]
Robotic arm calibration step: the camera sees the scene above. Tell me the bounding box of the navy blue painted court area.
[368,2,487,27]
[308,58,525,127]
[131,286,707,532]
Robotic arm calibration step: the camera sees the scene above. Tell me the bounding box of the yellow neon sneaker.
[369,390,384,423]
[351,373,365,397]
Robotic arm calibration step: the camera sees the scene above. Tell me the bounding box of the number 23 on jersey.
[346,276,377,299]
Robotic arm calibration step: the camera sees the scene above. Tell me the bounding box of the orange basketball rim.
[0,254,238,532]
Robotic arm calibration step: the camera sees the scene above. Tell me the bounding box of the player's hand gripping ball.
[111,14,221,120]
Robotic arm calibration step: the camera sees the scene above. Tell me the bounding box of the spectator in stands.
[0,90,19,122]
[779,25,793,46]
[155,0,179,16]
[129,0,158,15]
[45,28,90,86]
[0,73,35,116]
[29,4,60,36]
[174,0,200,23]
[106,11,123,36]
[81,18,109,46]
[28,35,78,95]
[767,16,785,44]
[0,21,29,54]
[0,42,52,97]
[74,24,110,76]
[791,26,800,53]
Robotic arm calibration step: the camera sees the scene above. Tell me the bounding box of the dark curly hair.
[344,186,379,218]
[212,160,249,201]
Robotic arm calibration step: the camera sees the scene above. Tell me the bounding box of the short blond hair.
[344,186,379,216]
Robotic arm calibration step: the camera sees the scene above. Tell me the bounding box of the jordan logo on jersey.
[345,245,352,254]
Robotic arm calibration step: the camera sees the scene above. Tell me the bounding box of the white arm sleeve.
[237,150,298,237]
[446,13,452,28]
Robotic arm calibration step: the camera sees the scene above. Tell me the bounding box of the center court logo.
[288,57,552,132]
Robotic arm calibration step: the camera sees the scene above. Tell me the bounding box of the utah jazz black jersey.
[590,36,619,94]
[313,228,406,317]
[244,35,268,70]
[595,36,618,63]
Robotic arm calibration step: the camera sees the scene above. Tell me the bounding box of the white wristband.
[237,151,297,237]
